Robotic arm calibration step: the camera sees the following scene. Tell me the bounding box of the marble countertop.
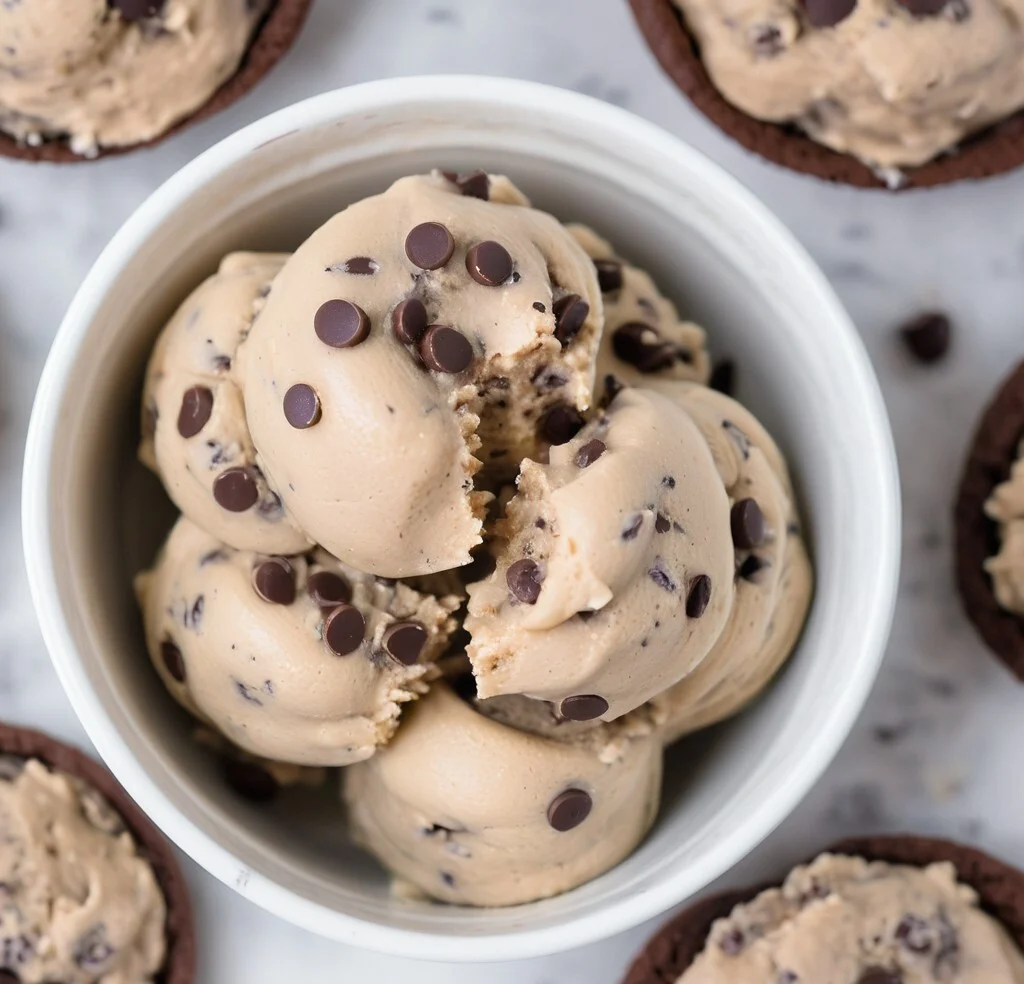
[3,1,1024,980]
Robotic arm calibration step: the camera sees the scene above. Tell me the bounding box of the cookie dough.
[140,251,311,556]
[678,853,1024,982]
[0,755,166,983]
[985,442,1024,615]
[344,682,661,907]
[237,171,603,577]
[0,0,269,155]
[673,0,1024,172]
[135,516,459,766]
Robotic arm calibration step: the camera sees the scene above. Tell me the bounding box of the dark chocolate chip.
[223,758,279,804]
[314,299,370,348]
[553,294,590,346]
[709,359,736,396]
[648,560,678,592]
[466,241,513,286]
[574,438,606,468]
[283,383,321,429]
[419,325,474,373]
[720,928,746,955]
[731,499,766,549]
[622,514,644,540]
[383,621,428,665]
[897,0,947,11]
[738,555,766,581]
[857,971,902,984]
[307,570,352,610]
[686,574,712,618]
[161,639,186,682]
[251,558,296,605]
[559,694,608,721]
[538,404,585,445]
[801,0,856,26]
[341,256,378,275]
[507,558,543,604]
[323,604,366,656]
[392,297,429,345]
[601,374,624,407]
[109,0,163,21]
[899,311,951,364]
[655,513,671,533]
[445,169,490,199]
[405,222,455,270]
[612,322,677,373]
[177,385,214,438]
[593,258,623,293]
[547,788,593,831]
[213,467,259,512]
[533,301,546,313]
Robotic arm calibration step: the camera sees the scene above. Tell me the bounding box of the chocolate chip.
[177,385,214,438]
[315,299,370,348]
[857,971,902,984]
[307,570,351,610]
[392,297,429,345]
[738,555,766,581]
[466,241,513,286]
[213,467,259,512]
[547,788,593,831]
[161,640,185,682]
[622,514,644,540]
[897,0,947,11]
[720,928,746,955]
[251,558,295,605]
[686,574,712,618]
[593,258,623,293]
[507,558,543,604]
[899,311,951,364]
[709,359,736,396]
[445,169,490,199]
[420,325,474,373]
[559,694,608,721]
[601,374,624,407]
[575,439,606,468]
[223,758,279,803]
[283,383,321,429]
[383,621,428,665]
[539,404,585,445]
[648,560,678,592]
[323,604,366,656]
[109,0,163,20]
[533,301,546,313]
[405,222,455,270]
[612,322,676,373]
[553,294,590,346]
[731,499,766,549]
[655,513,671,533]
[750,24,784,55]
[341,256,378,275]
[801,0,856,26]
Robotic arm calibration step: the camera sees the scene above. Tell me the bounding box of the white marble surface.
[2,0,1024,980]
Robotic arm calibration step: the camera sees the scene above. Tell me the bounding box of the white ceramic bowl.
[22,76,899,961]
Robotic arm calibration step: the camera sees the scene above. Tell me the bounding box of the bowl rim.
[21,75,901,962]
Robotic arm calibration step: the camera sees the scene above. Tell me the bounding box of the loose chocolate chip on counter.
[392,297,429,346]
[161,640,186,683]
[574,438,606,468]
[223,758,279,804]
[738,555,766,582]
[709,359,736,396]
[593,258,623,293]
[251,558,296,606]
[406,222,455,270]
[340,256,378,275]
[655,513,671,534]
[612,322,676,373]
[720,928,746,955]
[547,788,593,831]
[553,294,590,347]
[801,0,856,26]
[622,514,644,541]
[899,311,951,364]
[213,467,259,512]
[857,971,903,984]
[382,621,428,665]
[538,404,585,445]
[323,604,366,656]
[307,570,352,610]
[466,241,513,286]
[109,0,163,20]
[177,385,214,438]
[731,498,766,549]
[897,0,947,11]
[420,325,474,374]
[507,558,543,604]
[686,574,712,618]
[559,694,609,721]
[283,383,321,429]
[314,299,370,349]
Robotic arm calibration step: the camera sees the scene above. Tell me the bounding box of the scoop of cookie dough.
[135,516,459,766]
[674,0,1024,174]
[678,853,1024,983]
[568,224,710,391]
[985,440,1024,614]
[0,756,166,983]
[140,251,311,556]
[344,682,661,907]
[238,171,603,577]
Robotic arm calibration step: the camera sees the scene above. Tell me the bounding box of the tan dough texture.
[673,0,1024,172]
[678,853,1024,983]
[0,757,167,983]
[985,440,1024,615]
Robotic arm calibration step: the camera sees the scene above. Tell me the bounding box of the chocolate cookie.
[623,836,1024,983]
[0,723,195,983]
[0,0,312,164]
[955,360,1024,679]
[628,0,1024,190]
